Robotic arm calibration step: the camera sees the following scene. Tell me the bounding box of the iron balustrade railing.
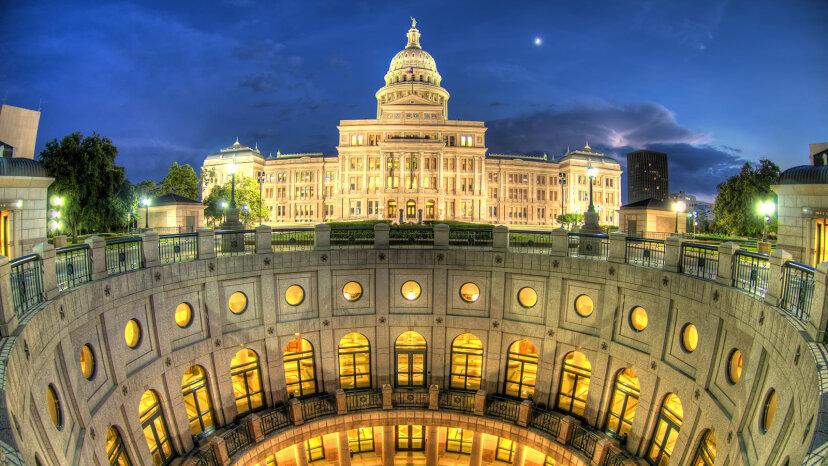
[601,448,627,466]
[300,393,337,421]
[780,261,816,322]
[484,394,521,423]
[625,237,665,268]
[509,230,553,254]
[214,230,255,256]
[389,227,434,248]
[392,389,430,408]
[438,390,476,413]
[345,389,383,412]
[271,228,315,251]
[158,233,198,264]
[732,250,770,298]
[221,422,251,458]
[528,406,562,437]
[449,228,494,250]
[571,424,599,458]
[55,245,91,291]
[151,226,196,235]
[680,242,719,280]
[568,233,609,260]
[193,447,220,466]
[105,237,143,275]
[330,227,375,248]
[260,405,290,435]
[9,254,43,316]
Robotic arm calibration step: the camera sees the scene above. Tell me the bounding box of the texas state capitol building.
[202,22,622,226]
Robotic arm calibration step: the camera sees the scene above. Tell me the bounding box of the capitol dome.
[382,19,443,87]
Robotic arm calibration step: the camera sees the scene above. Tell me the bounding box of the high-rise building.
[626,150,668,204]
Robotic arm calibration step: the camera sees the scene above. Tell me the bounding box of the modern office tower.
[626,150,668,204]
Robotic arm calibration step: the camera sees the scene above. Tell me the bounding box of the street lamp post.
[558,172,567,224]
[759,201,775,242]
[587,166,597,212]
[673,201,686,234]
[141,198,151,229]
[257,171,266,225]
[228,161,237,209]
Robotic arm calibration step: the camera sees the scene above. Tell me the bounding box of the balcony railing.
[571,424,599,458]
[780,261,815,322]
[222,422,251,458]
[9,254,43,316]
[158,233,198,264]
[260,405,290,435]
[345,389,383,412]
[568,233,609,260]
[625,237,665,268]
[484,394,521,423]
[732,250,770,298]
[55,245,91,291]
[509,230,553,254]
[330,227,374,249]
[680,242,719,280]
[271,228,315,251]
[392,389,430,408]
[300,393,336,421]
[448,228,493,250]
[389,227,434,248]
[105,237,143,275]
[192,446,220,466]
[529,406,563,437]
[438,390,476,413]
[215,230,255,256]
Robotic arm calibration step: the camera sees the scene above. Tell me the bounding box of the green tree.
[202,176,269,226]
[159,162,200,200]
[713,159,780,237]
[556,213,584,229]
[203,183,230,226]
[134,180,159,200]
[39,132,130,242]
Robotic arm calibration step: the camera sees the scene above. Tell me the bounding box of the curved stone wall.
[1,247,823,465]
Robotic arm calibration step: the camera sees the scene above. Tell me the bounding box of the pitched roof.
[153,192,202,206]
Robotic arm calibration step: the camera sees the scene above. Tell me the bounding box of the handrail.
[9,254,44,316]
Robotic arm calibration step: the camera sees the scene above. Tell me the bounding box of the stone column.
[255,225,273,254]
[557,416,579,445]
[809,262,828,343]
[0,256,18,336]
[493,225,509,251]
[511,444,524,466]
[429,384,440,410]
[382,384,393,410]
[433,224,449,249]
[382,426,395,466]
[608,231,627,264]
[296,441,310,466]
[551,228,568,257]
[196,228,216,260]
[336,389,348,415]
[469,432,483,466]
[209,436,229,466]
[517,399,532,427]
[53,235,67,249]
[374,223,390,249]
[338,431,352,466]
[84,236,107,281]
[663,236,684,273]
[474,390,487,416]
[765,249,792,307]
[716,242,740,286]
[141,231,159,268]
[247,413,264,443]
[315,223,331,251]
[426,425,439,466]
[289,397,304,425]
[32,243,58,300]
[592,438,612,466]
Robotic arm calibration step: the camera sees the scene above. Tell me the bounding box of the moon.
[534,37,542,46]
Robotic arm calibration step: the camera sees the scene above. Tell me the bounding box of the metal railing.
[484,394,521,423]
[271,228,314,251]
[732,250,770,297]
[345,389,383,412]
[221,422,251,458]
[151,226,196,235]
[392,389,429,408]
[571,424,599,458]
[680,242,719,280]
[300,393,336,421]
[509,230,553,254]
[625,237,665,268]
[159,233,198,264]
[192,447,220,466]
[449,229,493,249]
[568,233,609,260]
[601,448,628,466]
[389,227,434,248]
[215,230,255,256]
[330,227,375,248]
[438,390,475,413]
[780,261,815,322]
[9,254,44,316]
[260,405,290,435]
[105,237,143,275]
[528,406,562,437]
[55,245,91,291]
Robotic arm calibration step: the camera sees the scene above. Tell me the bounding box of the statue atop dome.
[411,16,416,28]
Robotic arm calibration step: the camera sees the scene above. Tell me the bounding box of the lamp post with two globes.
[141,198,151,229]
[759,201,775,242]
[673,201,686,234]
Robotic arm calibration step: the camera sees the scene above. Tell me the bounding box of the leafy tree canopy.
[556,213,584,229]
[203,176,269,226]
[712,159,780,237]
[159,162,200,200]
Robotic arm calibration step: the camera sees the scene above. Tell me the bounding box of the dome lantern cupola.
[406,17,421,49]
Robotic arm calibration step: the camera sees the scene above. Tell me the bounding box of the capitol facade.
[202,22,622,226]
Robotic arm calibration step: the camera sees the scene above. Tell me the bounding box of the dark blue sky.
[2,0,826,201]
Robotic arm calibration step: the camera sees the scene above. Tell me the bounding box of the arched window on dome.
[230,349,264,415]
[138,390,175,465]
[647,393,683,465]
[181,366,215,436]
[284,338,317,398]
[605,368,640,437]
[339,333,371,390]
[557,351,591,418]
[106,426,132,466]
[450,333,483,391]
[503,340,538,399]
[427,76,431,83]
[395,331,427,388]
[692,430,716,465]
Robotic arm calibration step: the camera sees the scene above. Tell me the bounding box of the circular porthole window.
[681,323,698,352]
[762,389,777,433]
[342,281,363,302]
[630,306,648,331]
[401,281,421,301]
[460,282,481,303]
[175,302,193,328]
[574,294,594,317]
[285,285,305,306]
[228,291,248,314]
[80,344,96,380]
[46,385,62,430]
[124,319,141,348]
[518,287,538,308]
[728,349,743,384]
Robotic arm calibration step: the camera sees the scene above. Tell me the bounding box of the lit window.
[230,349,264,415]
[342,281,363,302]
[504,340,538,399]
[285,285,305,306]
[574,294,594,317]
[306,436,325,462]
[450,333,483,391]
[606,368,639,437]
[401,280,421,301]
[396,425,424,451]
[348,427,375,453]
[80,344,96,380]
[46,385,62,430]
[647,394,683,465]
[138,390,175,464]
[762,389,777,432]
[630,306,648,331]
[459,282,480,303]
[518,287,537,308]
[284,339,317,398]
[728,349,743,384]
[692,430,716,465]
[124,319,141,348]
[557,351,591,417]
[681,323,698,352]
[446,428,473,454]
[175,302,193,328]
[228,291,248,314]
[495,438,515,463]
[395,332,427,388]
[339,333,371,390]
[181,366,215,436]
[106,427,132,466]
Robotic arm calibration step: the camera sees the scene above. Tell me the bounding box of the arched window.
[181,366,215,436]
[284,338,317,398]
[503,340,538,399]
[426,200,435,219]
[387,200,397,218]
[106,426,132,466]
[406,200,417,218]
[339,333,371,390]
[395,331,427,388]
[230,349,264,416]
[692,430,716,465]
[138,390,174,465]
[606,368,640,437]
[557,351,591,417]
[450,333,483,391]
[647,394,683,465]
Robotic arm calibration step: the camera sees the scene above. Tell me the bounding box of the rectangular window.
[460,135,473,147]
[306,437,325,462]
[446,428,473,454]
[349,201,361,216]
[348,427,375,454]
